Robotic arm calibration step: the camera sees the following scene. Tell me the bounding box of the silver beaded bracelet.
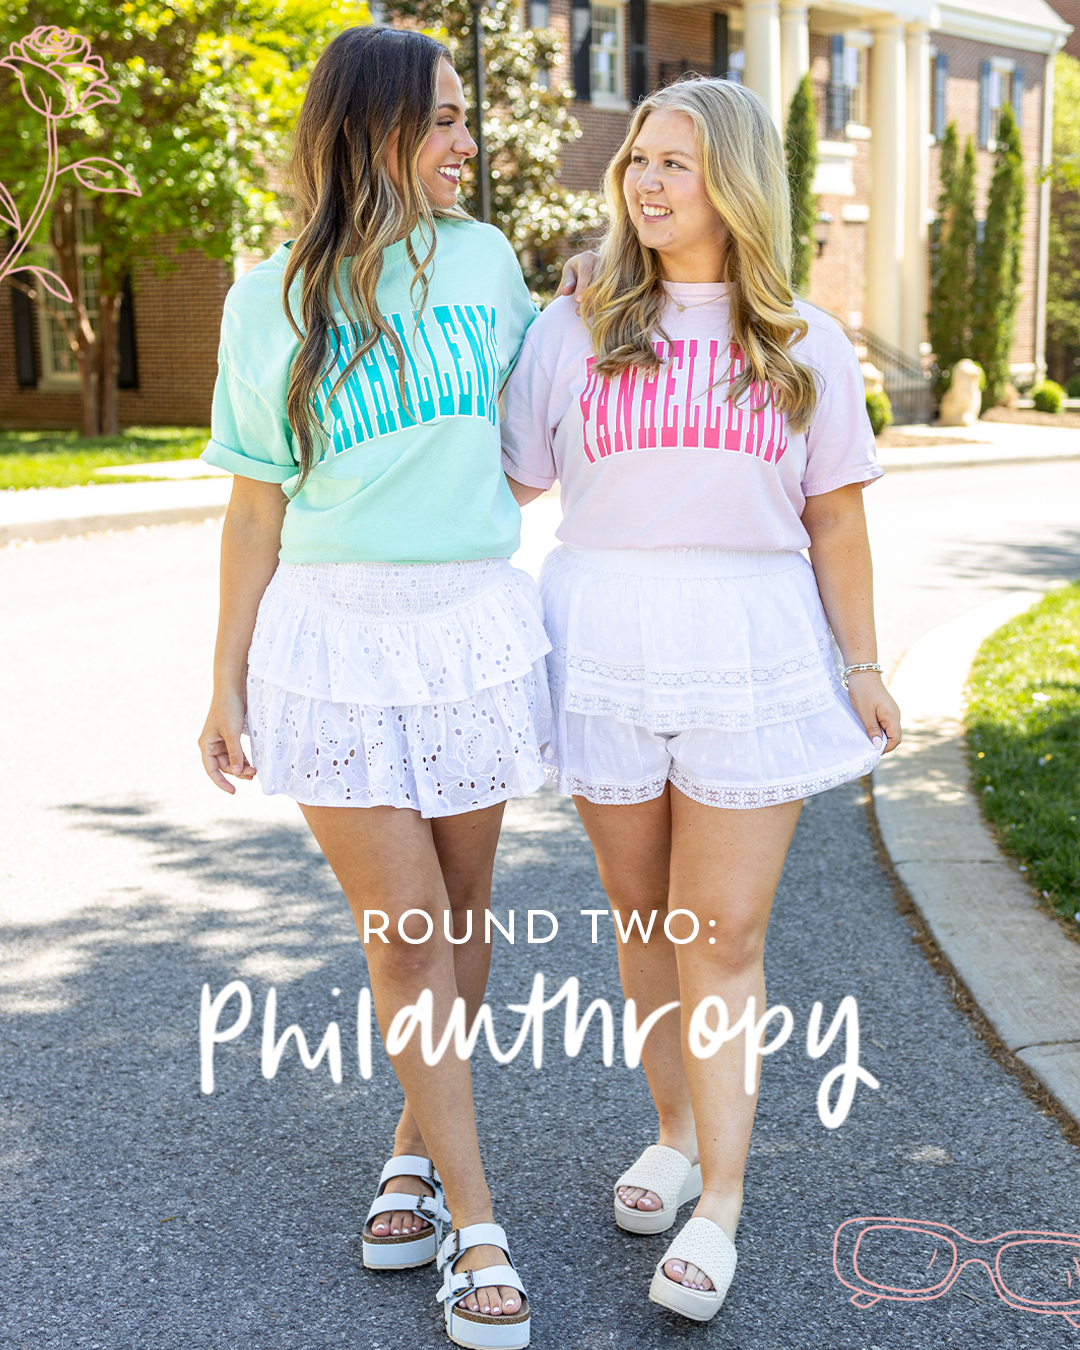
[842,662,883,688]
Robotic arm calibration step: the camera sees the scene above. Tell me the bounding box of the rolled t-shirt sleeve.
[202,354,299,483]
[500,330,558,490]
[801,327,883,497]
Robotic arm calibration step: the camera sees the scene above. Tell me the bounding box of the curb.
[873,592,1080,1127]
[0,501,228,546]
[0,479,231,546]
[876,447,1080,473]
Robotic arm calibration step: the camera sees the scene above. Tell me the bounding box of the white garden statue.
[939,359,983,426]
[860,361,885,397]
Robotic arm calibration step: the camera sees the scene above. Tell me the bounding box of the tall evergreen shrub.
[1047,55,1080,383]
[785,74,818,294]
[927,123,977,401]
[971,105,1025,406]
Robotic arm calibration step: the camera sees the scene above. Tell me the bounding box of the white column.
[779,0,810,121]
[866,20,906,349]
[901,23,930,360]
[743,0,783,129]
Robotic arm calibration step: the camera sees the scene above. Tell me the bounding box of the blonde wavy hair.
[581,76,818,430]
[283,27,470,487]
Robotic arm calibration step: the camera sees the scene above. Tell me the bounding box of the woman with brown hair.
[502,76,900,1322]
[196,25,575,1347]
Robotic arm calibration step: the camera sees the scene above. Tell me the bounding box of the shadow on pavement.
[2,786,1079,1349]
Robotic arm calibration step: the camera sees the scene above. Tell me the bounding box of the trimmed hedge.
[1032,380,1065,413]
[866,389,893,435]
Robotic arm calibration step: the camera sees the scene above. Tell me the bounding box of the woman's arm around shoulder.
[197,476,288,792]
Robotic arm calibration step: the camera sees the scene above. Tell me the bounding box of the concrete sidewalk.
[0,474,232,545]
[874,592,1080,1127]
[876,417,1080,472]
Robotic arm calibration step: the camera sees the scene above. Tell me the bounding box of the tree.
[388,0,603,295]
[927,122,977,401]
[0,2,368,435]
[784,72,817,294]
[1046,54,1080,386]
[970,103,1024,407]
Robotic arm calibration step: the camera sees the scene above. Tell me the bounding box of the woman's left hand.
[557,250,599,306]
[846,671,901,753]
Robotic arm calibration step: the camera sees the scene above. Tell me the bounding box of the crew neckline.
[272,226,437,268]
[661,280,728,303]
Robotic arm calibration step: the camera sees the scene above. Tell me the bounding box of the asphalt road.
[2,459,1080,1350]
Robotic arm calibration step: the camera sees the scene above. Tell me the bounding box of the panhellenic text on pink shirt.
[578,340,789,466]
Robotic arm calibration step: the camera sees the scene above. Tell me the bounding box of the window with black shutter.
[712,14,728,81]
[117,273,138,390]
[629,0,647,103]
[1011,64,1024,134]
[827,35,847,135]
[933,52,948,141]
[572,0,591,100]
[979,60,992,148]
[11,273,37,387]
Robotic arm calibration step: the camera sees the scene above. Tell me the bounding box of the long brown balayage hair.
[581,77,819,430]
[283,27,468,487]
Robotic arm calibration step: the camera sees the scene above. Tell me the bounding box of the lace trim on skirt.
[539,545,843,734]
[538,544,881,807]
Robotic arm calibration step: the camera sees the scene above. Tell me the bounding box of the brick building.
[0,235,232,432]
[544,0,1071,387]
[1047,0,1080,55]
[3,1,1071,429]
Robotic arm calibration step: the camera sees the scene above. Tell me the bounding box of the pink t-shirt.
[500,282,882,553]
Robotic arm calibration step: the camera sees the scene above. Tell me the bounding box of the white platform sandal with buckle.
[436,1222,530,1349]
[361,1155,450,1270]
[613,1144,702,1234]
[648,1215,738,1322]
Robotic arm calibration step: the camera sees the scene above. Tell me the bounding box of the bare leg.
[663,787,802,1288]
[573,788,696,1213]
[379,807,505,1236]
[576,785,802,1291]
[301,802,522,1317]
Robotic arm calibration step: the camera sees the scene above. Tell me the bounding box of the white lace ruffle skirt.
[539,544,883,809]
[245,558,552,816]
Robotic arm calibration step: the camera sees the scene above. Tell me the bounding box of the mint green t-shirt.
[202,219,537,563]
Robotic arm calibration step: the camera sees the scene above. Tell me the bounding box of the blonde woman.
[501,77,900,1320]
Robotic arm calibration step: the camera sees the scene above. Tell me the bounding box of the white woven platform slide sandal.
[436,1221,530,1349]
[613,1144,702,1234]
[361,1154,450,1270]
[648,1215,738,1322]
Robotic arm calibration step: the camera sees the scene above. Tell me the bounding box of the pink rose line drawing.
[0,25,139,302]
[833,1216,1080,1328]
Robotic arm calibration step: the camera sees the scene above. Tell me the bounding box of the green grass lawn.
[967,582,1080,926]
[0,427,209,490]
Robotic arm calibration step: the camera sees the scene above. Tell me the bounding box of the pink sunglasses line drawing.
[833,1216,1080,1328]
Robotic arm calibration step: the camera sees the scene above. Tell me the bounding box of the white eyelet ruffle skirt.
[245,558,551,817]
[540,545,883,810]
